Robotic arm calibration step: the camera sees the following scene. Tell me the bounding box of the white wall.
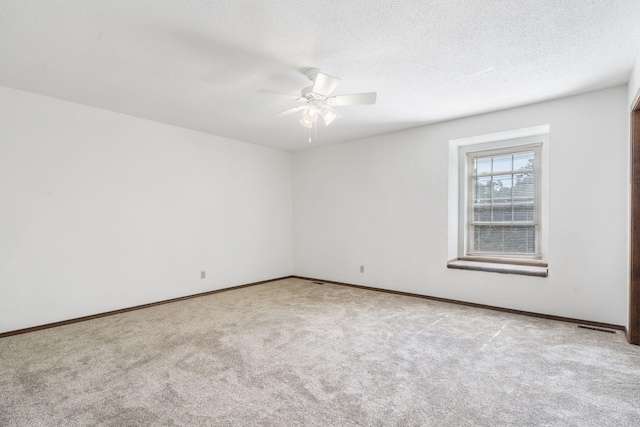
[1,83,632,334]
[293,86,629,326]
[0,86,292,334]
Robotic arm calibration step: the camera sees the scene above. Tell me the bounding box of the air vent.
[577,325,616,334]
[311,281,325,285]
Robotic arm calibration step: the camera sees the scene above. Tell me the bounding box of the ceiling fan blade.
[273,105,307,118]
[257,89,302,101]
[329,92,377,106]
[312,72,341,97]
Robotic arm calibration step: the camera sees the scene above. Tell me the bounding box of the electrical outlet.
[200,271,206,279]
[360,265,364,273]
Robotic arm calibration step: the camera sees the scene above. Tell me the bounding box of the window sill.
[447,259,548,277]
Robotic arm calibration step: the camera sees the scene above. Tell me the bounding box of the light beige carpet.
[1,277,639,426]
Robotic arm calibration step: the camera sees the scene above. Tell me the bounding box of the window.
[467,144,541,259]
[448,128,548,276]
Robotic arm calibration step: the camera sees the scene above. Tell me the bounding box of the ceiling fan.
[258,68,377,128]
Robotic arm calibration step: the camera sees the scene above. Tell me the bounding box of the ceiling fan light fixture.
[319,108,338,126]
[299,117,314,128]
[302,108,318,123]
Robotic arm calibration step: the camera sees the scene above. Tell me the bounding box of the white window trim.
[448,126,549,275]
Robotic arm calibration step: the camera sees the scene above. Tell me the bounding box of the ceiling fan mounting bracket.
[304,68,321,82]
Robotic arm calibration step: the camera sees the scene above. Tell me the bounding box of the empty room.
[2,1,640,425]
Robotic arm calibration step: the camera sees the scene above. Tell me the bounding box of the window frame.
[466,143,542,260]
[457,134,549,265]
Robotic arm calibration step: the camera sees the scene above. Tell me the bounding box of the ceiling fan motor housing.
[301,86,315,99]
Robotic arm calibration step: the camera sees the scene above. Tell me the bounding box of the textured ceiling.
[1,1,640,152]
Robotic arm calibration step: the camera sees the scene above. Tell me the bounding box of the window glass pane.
[474,205,491,221]
[491,174,513,202]
[504,227,535,253]
[513,151,534,171]
[473,226,535,254]
[492,205,513,222]
[475,157,491,175]
[492,155,512,173]
[513,173,534,203]
[473,176,491,203]
[514,204,534,221]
